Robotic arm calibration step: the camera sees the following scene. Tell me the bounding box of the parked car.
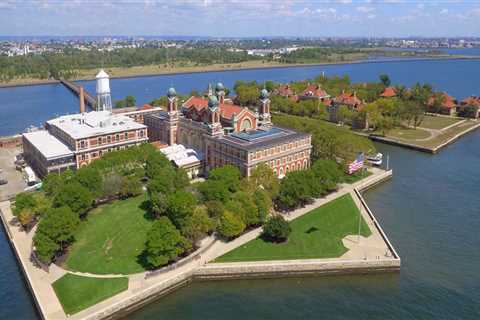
[0,178,8,185]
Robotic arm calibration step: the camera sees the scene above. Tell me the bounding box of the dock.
[60,79,97,110]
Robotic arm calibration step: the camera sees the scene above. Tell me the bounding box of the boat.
[367,153,383,166]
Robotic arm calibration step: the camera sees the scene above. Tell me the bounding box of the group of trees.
[273,113,375,162]
[276,160,344,210]
[0,47,264,82]
[114,95,136,109]
[23,144,159,263]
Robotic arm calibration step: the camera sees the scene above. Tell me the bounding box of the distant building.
[329,91,367,129]
[427,92,458,115]
[380,87,397,98]
[458,96,480,118]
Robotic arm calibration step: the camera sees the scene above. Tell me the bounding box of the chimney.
[79,87,85,113]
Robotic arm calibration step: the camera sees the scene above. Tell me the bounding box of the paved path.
[0,167,393,320]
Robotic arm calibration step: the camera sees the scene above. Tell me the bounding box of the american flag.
[348,153,365,175]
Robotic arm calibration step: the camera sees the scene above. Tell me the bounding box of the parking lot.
[0,147,27,201]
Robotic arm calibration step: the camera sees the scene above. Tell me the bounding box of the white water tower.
[96,69,112,113]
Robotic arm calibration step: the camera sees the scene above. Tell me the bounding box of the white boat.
[367,153,383,166]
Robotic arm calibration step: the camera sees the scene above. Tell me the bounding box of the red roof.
[461,96,480,107]
[183,96,245,120]
[301,84,329,98]
[139,104,154,110]
[275,84,294,96]
[380,87,396,98]
[335,92,362,108]
[428,92,457,109]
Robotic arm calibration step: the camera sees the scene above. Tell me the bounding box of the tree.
[379,74,391,87]
[208,165,241,193]
[119,175,142,199]
[277,171,315,209]
[33,231,58,264]
[101,172,123,199]
[53,181,93,216]
[144,217,191,268]
[182,206,215,243]
[217,210,245,239]
[166,191,197,231]
[33,206,80,263]
[253,189,272,224]
[75,167,102,196]
[247,163,279,198]
[198,180,231,203]
[174,168,190,190]
[17,208,35,229]
[262,215,291,243]
[13,192,36,215]
[229,191,260,226]
[125,95,136,107]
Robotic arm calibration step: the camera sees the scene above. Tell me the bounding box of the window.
[140,130,144,138]
[81,154,85,161]
[80,140,85,148]
[115,134,119,141]
[125,132,128,140]
[98,137,102,145]
[107,136,111,143]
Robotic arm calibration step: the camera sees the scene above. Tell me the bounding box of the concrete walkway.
[0,167,395,320]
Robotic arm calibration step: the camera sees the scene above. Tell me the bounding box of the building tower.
[259,88,272,127]
[207,95,222,136]
[166,87,179,145]
[96,69,112,113]
[215,82,225,104]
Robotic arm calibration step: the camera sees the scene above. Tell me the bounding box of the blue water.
[1,58,479,136]
[1,60,480,319]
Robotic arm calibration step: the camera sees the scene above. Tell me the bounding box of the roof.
[301,84,329,98]
[23,130,74,160]
[47,111,147,140]
[335,92,363,108]
[428,92,457,109]
[216,126,311,152]
[275,84,294,96]
[96,69,109,79]
[380,87,397,98]
[160,144,203,168]
[461,96,480,107]
[183,96,246,120]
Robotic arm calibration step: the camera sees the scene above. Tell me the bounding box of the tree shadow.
[305,226,319,234]
[139,200,156,221]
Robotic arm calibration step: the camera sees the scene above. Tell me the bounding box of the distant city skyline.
[1,0,480,37]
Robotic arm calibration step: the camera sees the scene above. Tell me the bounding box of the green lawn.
[341,169,372,184]
[215,194,371,263]
[65,195,153,275]
[52,274,128,315]
[418,115,461,130]
[386,127,431,140]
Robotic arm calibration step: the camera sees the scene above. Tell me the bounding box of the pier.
[60,79,97,110]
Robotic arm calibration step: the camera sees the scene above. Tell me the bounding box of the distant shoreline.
[1,55,480,89]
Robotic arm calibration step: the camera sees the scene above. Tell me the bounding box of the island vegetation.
[0,46,454,84]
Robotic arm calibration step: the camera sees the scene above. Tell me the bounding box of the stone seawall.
[194,259,400,280]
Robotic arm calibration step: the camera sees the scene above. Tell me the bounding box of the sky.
[1,0,480,37]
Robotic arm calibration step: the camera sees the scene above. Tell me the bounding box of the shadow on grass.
[305,226,319,234]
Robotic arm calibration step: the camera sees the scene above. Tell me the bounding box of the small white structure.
[96,69,112,113]
[160,144,203,178]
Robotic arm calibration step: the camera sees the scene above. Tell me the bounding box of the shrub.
[262,215,291,243]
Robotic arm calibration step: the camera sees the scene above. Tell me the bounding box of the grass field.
[65,195,153,275]
[52,274,128,315]
[418,115,461,130]
[386,127,431,140]
[415,120,479,148]
[215,194,371,263]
